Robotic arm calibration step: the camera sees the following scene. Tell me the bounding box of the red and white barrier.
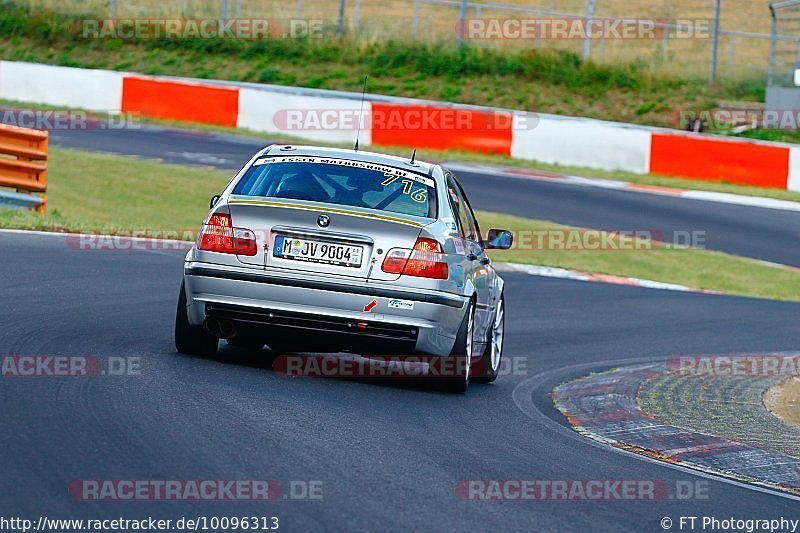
[237,87,369,145]
[369,102,513,155]
[790,148,800,192]
[511,114,651,174]
[121,76,239,127]
[0,60,797,193]
[649,133,790,189]
[0,62,123,111]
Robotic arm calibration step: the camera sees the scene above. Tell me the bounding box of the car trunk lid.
[228,196,426,281]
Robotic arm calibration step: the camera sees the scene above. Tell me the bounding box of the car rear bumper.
[183,262,468,356]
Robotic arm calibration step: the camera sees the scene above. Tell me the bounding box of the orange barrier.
[649,133,790,189]
[0,124,48,212]
[122,76,240,127]
[370,103,513,155]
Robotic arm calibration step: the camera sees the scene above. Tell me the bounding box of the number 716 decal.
[381,175,427,203]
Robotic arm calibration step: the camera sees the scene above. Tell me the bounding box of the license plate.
[273,236,363,268]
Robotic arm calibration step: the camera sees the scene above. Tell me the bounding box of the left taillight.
[381,237,449,280]
[197,213,258,256]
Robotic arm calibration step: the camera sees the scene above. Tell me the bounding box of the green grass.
[480,211,800,302]
[0,147,231,231]
[1,146,798,302]
[734,129,800,145]
[0,2,767,128]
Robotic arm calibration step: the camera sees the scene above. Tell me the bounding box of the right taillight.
[381,238,449,280]
[197,213,258,256]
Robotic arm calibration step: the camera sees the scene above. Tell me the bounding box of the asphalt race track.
[2,232,800,531]
[2,122,800,530]
[43,123,800,267]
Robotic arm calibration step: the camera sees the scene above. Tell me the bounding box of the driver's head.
[276,172,316,192]
[346,169,383,193]
[273,171,327,202]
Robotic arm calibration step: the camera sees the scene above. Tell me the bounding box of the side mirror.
[485,229,513,250]
[210,195,221,209]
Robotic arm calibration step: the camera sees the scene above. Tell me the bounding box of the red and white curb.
[552,362,800,496]
[495,262,722,295]
[756,259,800,273]
[447,163,800,213]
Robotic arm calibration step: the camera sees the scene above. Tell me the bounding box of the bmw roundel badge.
[317,214,331,228]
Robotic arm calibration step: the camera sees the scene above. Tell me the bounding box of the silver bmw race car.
[175,145,513,392]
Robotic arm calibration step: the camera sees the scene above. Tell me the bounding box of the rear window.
[232,156,437,218]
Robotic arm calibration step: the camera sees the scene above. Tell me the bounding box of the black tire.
[472,293,504,384]
[175,281,219,357]
[436,300,474,394]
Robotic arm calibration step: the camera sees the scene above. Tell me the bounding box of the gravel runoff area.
[639,362,800,459]
[553,357,800,494]
[764,377,800,429]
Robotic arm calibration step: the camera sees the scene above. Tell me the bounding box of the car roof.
[260,144,438,177]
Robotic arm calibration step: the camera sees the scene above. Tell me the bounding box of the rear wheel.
[437,300,474,394]
[175,281,218,357]
[472,294,504,384]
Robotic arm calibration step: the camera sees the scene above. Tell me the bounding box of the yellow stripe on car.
[227,198,424,227]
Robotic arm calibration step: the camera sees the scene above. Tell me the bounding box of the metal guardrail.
[0,124,48,212]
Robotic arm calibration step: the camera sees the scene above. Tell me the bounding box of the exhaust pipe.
[203,318,220,336]
[219,320,237,339]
